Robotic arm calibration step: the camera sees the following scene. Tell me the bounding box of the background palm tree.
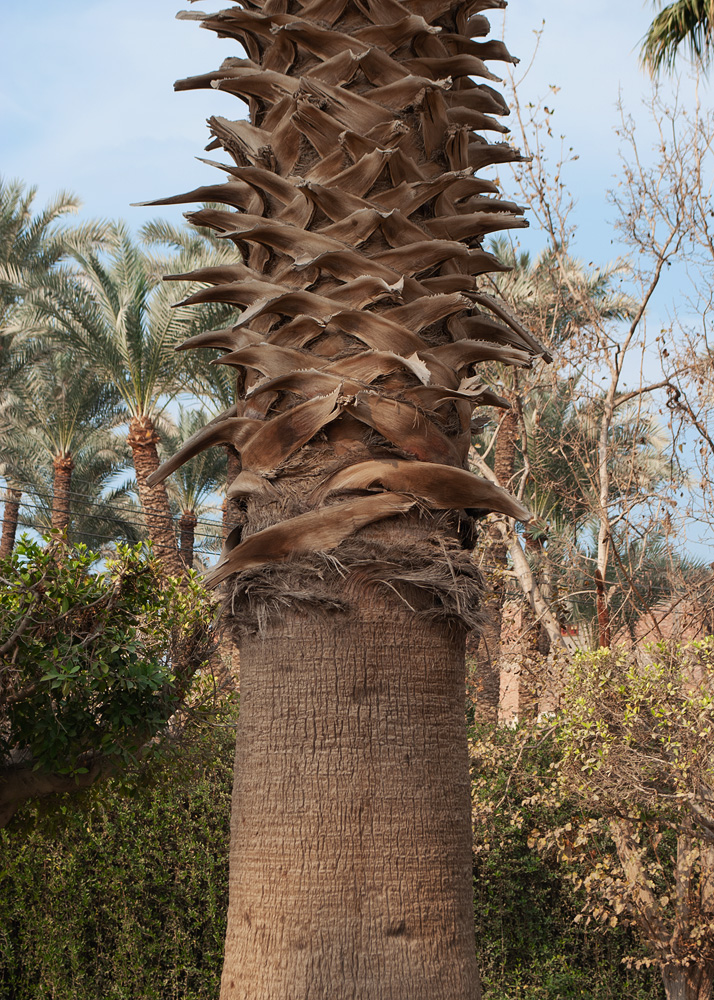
[161,406,227,568]
[19,224,235,576]
[1,350,128,534]
[0,178,106,389]
[641,0,714,73]
[0,177,108,554]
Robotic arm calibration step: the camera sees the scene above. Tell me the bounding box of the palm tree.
[0,177,105,393]
[20,225,234,577]
[140,218,243,540]
[1,350,128,534]
[641,0,714,73]
[146,4,549,997]
[0,178,109,555]
[161,407,227,568]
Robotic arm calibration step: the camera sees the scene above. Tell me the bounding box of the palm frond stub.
[149,0,549,592]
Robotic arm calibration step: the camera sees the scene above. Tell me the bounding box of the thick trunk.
[221,573,478,1000]
[0,488,21,558]
[157,0,543,993]
[662,964,714,1000]
[127,416,184,578]
[51,453,74,533]
[179,510,197,568]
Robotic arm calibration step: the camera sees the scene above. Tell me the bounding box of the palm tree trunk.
[127,416,184,577]
[222,578,478,1000]
[51,453,74,533]
[222,447,242,542]
[179,510,197,568]
[154,0,542,992]
[0,488,22,558]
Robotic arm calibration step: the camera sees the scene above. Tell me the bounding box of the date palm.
[148,2,550,996]
[20,225,234,576]
[162,407,227,567]
[641,0,714,73]
[0,177,106,394]
[1,350,128,534]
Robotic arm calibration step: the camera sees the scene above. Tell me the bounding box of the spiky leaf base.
[147,0,547,599]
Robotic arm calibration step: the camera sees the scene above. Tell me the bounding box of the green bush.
[470,722,665,999]
[0,712,668,999]
[1,537,215,781]
[0,715,235,1000]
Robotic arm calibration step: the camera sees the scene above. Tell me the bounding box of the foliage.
[0,536,216,814]
[641,0,714,73]
[0,711,669,1000]
[524,644,714,988]
[0,713,235,1000]
[470,722,664,998]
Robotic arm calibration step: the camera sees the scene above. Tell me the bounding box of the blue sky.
[1,0,701,261]
[2,2,709,555]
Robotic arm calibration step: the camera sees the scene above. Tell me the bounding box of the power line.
[1,483,223,530]
[3,499,223,543]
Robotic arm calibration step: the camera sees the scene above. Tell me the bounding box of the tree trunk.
[127,415,184,577]
[472,409,518,722]
[662,963,714,1000]
[179,510,197,568]
[221,576,478,1000]
[156,0,543,993]
[51,453,74,533]
[595,568,611,647]
[0,488,22,558]
[222,447,243,542]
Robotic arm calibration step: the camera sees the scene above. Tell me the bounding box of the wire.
[4,476,227,524]
[1,481,223,529]
[2,498,224,542]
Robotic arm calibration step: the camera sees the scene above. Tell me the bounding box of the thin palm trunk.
[179,510,197,568]
[474,408,518,721]
[127,416,184,578]
[0,488,21,558]
[51,454,74,533]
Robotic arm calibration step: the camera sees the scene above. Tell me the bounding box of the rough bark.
[222,447,243,542]
[661,964,714,1000]
[0,488,22,558]
[51,453,74,533]
[179,509,198,568]
[472,408,518,721]
[222,577,477,1000]
[127,415,184,577]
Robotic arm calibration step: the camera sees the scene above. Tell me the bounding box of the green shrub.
[470,722,665,999]
[0,714,235,1000]
[0,708,670,998]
